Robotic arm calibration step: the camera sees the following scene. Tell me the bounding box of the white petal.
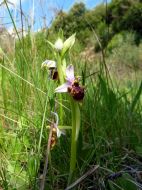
[56,128,62,138]
[55,82,70,93]
[56,128,65,138]
[66,65,75,82]
[41,60,56,68]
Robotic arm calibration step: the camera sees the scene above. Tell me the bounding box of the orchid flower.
[55,65,84,101]
[41,60,56,69]
[48,112,65,149]
[48,111,65,138]
[41,60,58,80]
[51,111,64,138]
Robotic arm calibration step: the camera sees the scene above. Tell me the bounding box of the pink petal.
[55,82,70,93]
[66,65,75,82]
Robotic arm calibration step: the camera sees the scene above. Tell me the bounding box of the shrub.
[107,31,142,69]
[107,31,136,53]
[122,3,142,35]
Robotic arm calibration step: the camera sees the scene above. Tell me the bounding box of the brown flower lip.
[49,68,58,80]
[68,80,84,101]
[50,127,57,149]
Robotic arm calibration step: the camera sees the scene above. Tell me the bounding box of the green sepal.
[61,33,76,57]
[46,40,55,50]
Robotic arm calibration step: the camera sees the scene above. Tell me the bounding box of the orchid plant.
[41,33,85,184]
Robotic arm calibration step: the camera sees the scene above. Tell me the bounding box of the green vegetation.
[0,0,142,189]
[51,0,142,47]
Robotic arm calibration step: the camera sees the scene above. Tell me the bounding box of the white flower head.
[54,38,64,51]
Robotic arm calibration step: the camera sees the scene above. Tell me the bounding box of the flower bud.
[54,38,64,51]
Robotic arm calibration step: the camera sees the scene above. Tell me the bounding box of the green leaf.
[46,40,55,50]
[46,125,72,130]
[108,173,137,190]
[58,125,72,130]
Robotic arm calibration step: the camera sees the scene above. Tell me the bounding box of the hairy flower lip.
[68,85,85,101]
[51,70,58,80]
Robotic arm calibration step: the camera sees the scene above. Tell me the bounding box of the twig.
[40,124,53,190]
[65,165,99,190]
[85,71,99,79]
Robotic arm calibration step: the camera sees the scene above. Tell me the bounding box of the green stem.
[38,94,48,154]
[68,98,80,185]
[57,53,64,84]
[57,54,64,124]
